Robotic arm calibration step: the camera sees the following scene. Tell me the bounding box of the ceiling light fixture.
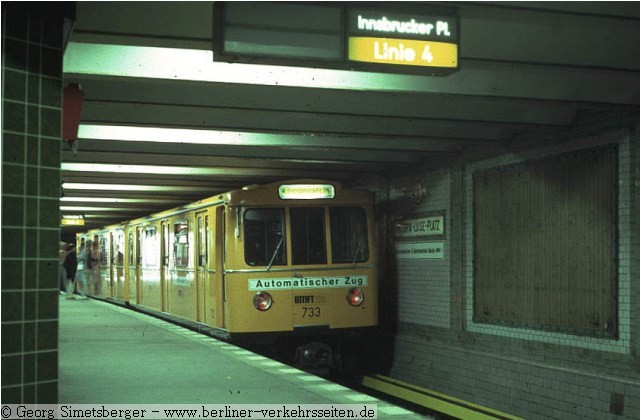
[62,163,249,176]
[61,183,216,192]
[60,197,185,204]
[60,206,151,212]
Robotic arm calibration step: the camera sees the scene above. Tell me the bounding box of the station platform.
[58,295,430,418]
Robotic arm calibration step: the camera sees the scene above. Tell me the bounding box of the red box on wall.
[62,83,84,143]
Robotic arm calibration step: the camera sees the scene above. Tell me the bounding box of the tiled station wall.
[1,6,67,403]
[375,126,639,419]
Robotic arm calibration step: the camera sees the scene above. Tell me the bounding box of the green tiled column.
[2,4,71,403]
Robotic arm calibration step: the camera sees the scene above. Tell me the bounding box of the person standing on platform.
[75,243,88,299]
[59,242,69,294]
[63,244,78,299]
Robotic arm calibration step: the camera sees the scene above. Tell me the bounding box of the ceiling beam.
[79,101,543,141]
[74,124,491,153]
[64,43,640,105]
[62,150,396,173]
[65,77,582,126]
[71,139,448,164]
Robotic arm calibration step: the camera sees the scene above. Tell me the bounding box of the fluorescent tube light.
[62,183,214,192]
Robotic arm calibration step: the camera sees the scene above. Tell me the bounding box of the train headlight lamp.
[347,288,364,306]
[253,292,273,311]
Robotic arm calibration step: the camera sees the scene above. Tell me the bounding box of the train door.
[195,211,208,322]
[160,220,170,312]
[170,218,193,320]
[109,231,116,298]
[127,229,135,303]
[114,229,125,300]
[213,206,225,328]
[98,234,110,298]
[135,226,143,304]
[140,225,162,311]
[88,236,98,295]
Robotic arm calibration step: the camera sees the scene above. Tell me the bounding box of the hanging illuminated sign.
[278,184,335,200]
[61,215,85,226]
[213,3,460,75]
[348,38,457,68]
[347,9,458,70]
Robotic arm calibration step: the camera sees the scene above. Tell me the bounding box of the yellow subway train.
[77,179,378,370]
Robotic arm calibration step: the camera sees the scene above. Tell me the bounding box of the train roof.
[78,179,372,236]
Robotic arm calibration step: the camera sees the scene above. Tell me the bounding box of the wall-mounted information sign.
[395,215,445,238]
[213,2,459,75]
[347,10,458,70]
[396,241,445,260]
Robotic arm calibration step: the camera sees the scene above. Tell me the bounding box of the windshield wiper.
[267,235,285,271]
[352,236,364,265]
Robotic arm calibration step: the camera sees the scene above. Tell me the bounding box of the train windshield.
[243,206,369,266]
[244,208,287,266]
[330,207,368,263]
[291,208,327,265]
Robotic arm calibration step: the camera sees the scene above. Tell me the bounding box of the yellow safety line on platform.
[360,375,524,420]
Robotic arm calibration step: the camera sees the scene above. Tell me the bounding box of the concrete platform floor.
[58,295,430,418]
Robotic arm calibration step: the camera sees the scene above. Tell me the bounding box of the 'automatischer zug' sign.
[347,9,459,70]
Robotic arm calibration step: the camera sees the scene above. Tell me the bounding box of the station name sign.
[347,10,458,69]
[213,3,460,75]
[395,215,445,238]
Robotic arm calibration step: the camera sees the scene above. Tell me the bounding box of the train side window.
[143,227,158,267]
[128,231,135,265]
[244,208,286,266]
[99,237,108,265]
[290,208,326,265]
[85,239,93,268]
[198,216,207,267]
[91,235,98,266]
[115,231,125,265]
[330,207,369,263]
[162,223,169,266]
[174,221,189,268]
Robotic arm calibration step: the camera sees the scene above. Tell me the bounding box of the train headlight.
[253,292,273,311]
[347,288,364,306]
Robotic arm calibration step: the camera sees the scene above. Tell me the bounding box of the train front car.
[223,180,379,372]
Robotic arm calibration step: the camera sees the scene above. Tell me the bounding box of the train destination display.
[278,183,335,200]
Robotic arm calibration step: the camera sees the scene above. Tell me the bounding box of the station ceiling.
[61,1,640,232]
